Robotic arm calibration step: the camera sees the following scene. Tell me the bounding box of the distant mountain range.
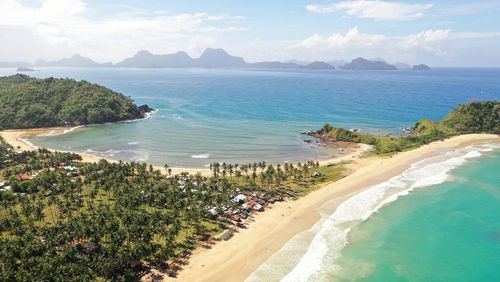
[0,48,430,70]
[394,62,412,69]
[35,54,113,67]
[412,64,431,70]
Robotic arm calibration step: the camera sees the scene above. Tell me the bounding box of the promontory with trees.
[0,74,153,130]
[310,101,499,154]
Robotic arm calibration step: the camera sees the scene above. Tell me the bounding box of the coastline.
[0,127,372,177]
[2,127,498,281]
[0,128,104,163]
[0,127,214,175]
[173,134,499,282]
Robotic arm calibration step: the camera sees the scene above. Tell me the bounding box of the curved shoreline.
[172,134,499,282]
[2,128,498,281]
[0,127,214,175]
[0,127,372,176]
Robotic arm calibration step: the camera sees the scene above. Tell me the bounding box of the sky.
[1,0,500,66]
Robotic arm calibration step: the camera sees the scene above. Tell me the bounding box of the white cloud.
[0,0,245,62]
[400,29,450,54]
[281,28,474,64]
[290,27,385,49]
[291,28,452,56]
[306,0,433,20]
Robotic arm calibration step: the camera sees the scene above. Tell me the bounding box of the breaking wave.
[191,153,211,159]
[247,143,500,282]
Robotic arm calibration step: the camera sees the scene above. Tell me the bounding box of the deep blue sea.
[1,67,499,167]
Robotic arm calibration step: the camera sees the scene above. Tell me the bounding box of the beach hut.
[64,165,77,171]
[208,207,217,216]
[16,174,33,181]
[241,203,251,211]
[312,172,322,177]
[233,194,247,203]
[253,203,263,211]
[246,200,257,208]
[240,210,249,219]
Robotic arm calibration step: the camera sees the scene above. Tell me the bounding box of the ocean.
[0,67,499,167]
[247,143,500,281]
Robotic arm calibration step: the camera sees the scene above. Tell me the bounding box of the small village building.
[312,172,322,177]
[241,203,251,211]
[16,174,33,181]
[208,207,217,216]
[253,203,263,211]
[233,194,247,203]
[246,200,257,208]
[64,165,77,171]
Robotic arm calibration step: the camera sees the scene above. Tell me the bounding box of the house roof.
[247,200,257,207]
[17,174,33,180]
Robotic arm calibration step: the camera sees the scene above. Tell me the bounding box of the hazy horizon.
[1,0,500,67]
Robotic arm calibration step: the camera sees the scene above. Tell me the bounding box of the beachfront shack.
[241,203,251,212]
[245,200,264,212]
[16,174,33,181]
[64,165,77,171]
[233,194,247,203]
[208,207,217,217]
[253,203,263,211]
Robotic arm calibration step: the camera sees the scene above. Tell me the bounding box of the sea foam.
[36,126,83,137]
[247,144,498,282]
[63,126,83,134]
[191,153,211,159]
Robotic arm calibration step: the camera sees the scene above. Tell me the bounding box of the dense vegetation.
[0,74,152,129]
[314,101,499,154]
[0,136,346,281]
[441,101,500,134]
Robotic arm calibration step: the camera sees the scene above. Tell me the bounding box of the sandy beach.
[0,128,105,163]
[173,134,499,282]
[0,128,214,174]
[2,128,498,281]
[0,128,371,177]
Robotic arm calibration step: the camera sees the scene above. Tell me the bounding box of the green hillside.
[441,101,500,134]
[315,101,499,154]
[0,74,152,129]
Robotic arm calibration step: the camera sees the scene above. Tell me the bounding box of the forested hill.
[311,101,499,154]
[0,74,153,129]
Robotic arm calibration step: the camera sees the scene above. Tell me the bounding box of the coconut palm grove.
[0,136,343,281]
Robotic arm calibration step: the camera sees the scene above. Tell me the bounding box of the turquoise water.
[334,148,500,282]
[0,67,499,167]
[247,144,500,282]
